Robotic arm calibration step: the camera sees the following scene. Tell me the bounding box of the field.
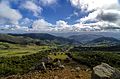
[69,51,120,69]
[0,42,51,56]
[0,42,120,79]
[0,42,59,76]
[48,53,68,60]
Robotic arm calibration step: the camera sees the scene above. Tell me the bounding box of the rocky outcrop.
[92,63,120,79]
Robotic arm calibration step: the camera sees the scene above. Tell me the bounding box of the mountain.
[68,34,103,43]
[52,32,120,40]
[86,37,120,47]
[10,33,81,45]
[0,34,47,45]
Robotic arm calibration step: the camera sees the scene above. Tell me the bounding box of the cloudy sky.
[0,0,120,33]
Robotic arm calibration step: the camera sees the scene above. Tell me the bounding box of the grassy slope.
[0,42,51,56]
[0,42,56,76]
[71,51,120,68]
[48,53,68,60]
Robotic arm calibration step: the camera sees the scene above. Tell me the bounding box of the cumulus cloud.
[32,19,53,31]
[97,10,120,24]
[21,1,42,17]
[70,0,119,11]
[70,0,120,31]
[0,2,22,25]
[39,0,58,6]
[56,20,69,28]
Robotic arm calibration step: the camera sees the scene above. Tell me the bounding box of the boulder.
[92,63,120,79]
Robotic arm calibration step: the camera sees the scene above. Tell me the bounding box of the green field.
[1,41,120,77]
[0,42,51,56]
[48,53,68,60]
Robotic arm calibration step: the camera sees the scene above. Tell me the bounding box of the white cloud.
[39,0,57,6]
[66,11,79,20]
[70,0,120,31]
[79,10,101,23]
[32,19,53,31]
[30,18,120,32]
[79,9,120,28]
[0,2,22,25]
[70,0,119,11]
[21,1,42,17]
[56,20,69,28]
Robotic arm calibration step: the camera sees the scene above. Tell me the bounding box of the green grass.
[48,53,68,60]
[0,42,64,76]
[0,42,51,56]
[71,51,120,68]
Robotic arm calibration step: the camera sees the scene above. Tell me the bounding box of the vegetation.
[0,46,62,77]
[0,42,51,56]
[48,53,68,60]
[0,33,120,78]
[68,51,120,68]
[70,45,120,51]
[0,34,42,45]
[10,33,80,45]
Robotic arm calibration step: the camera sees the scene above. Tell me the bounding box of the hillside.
[0,34,45,45]
[68,34,103,43]
[86,37,120,46]
[10,33,81,45]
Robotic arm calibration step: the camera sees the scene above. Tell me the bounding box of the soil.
[3,65,92,79]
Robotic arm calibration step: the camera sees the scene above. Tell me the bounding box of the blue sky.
[0,0,120,33]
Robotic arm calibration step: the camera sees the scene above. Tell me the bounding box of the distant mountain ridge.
[85,37,120,46]
[9,33,81,45]
[0,33,120,47]
[68,34,103,43]
[0,34,43,45]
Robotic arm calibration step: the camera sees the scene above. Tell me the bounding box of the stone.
[92,63,120,79]
[86,68,91,72]
[54,76,59,79]
[41,62,47,70]
[75,67,81,72]
[41,57,53,63]
[59,65,65,69]
[71,69,76,72]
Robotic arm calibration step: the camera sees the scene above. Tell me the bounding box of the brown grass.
[3,66,91,79]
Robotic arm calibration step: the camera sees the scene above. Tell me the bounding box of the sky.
[0,0,120,33]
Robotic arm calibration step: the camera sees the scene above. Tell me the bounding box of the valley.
[0,33,120,79]
[1,0,120,78]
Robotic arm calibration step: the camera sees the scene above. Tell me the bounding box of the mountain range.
[86,37,120,46]
[68,34,103,43]
[0,33,120,47]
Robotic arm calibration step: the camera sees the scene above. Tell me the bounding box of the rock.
[86,68,91,72]
[59,65,65,69]
[41,57,53,63]
[41,62,47,70]
[57,60,62,66]
[75,67,81,72]
[54,76,59,79]
[92,63,120,79]
[71,69,76,72]
[33,62,46,70]
[75,75,81,78]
